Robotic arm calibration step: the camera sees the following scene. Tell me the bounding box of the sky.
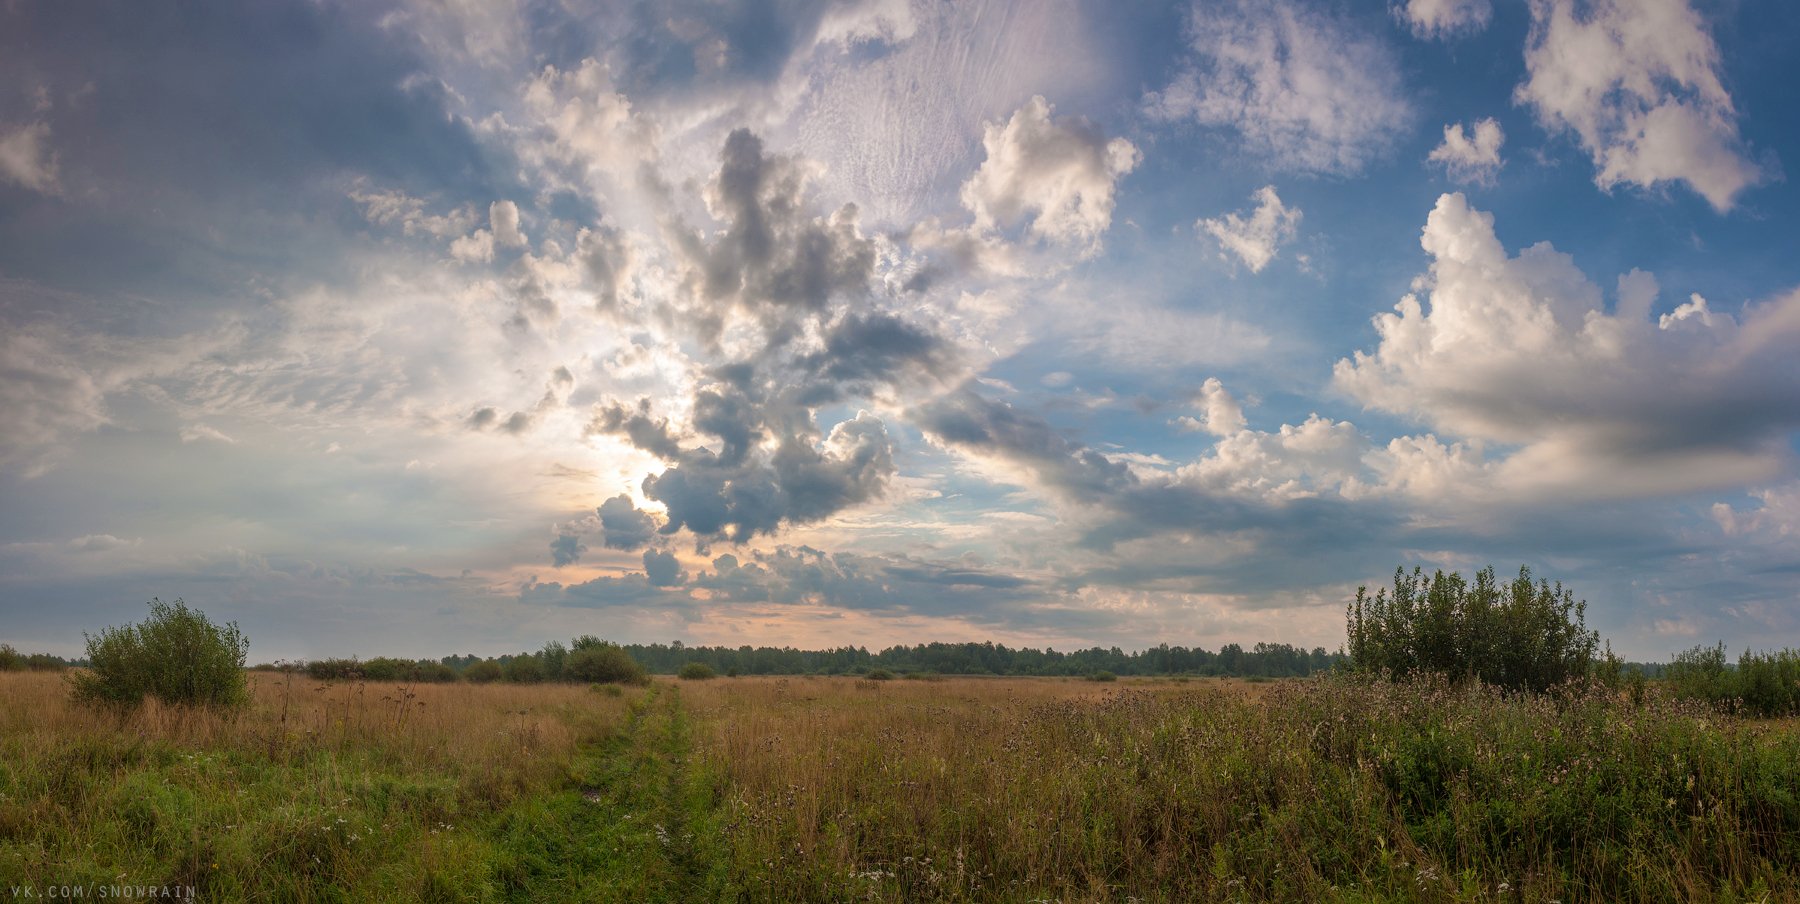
[2,0,1798,663]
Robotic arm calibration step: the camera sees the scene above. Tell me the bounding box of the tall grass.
[689,675,1800,903]
[0,671,634,900]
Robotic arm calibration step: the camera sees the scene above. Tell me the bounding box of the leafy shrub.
[69,598,249,708]
[1087,670,1118,682]
[864,668,894,681]
[0,645,20,671]
[1346,565,1599,693]
[677,661,717,680]
[538,641,568,681]
[565,643,647,685]
[503,655,545,684]
[357,657,457,683]
[1666,643,1800,717]
[462,660,504,683]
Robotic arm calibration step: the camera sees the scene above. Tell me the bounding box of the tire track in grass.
[491,683,731,903]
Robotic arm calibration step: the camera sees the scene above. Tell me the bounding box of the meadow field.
[3,671,1798,903]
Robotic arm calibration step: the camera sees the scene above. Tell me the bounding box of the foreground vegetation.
[8,577,1797,901]
[0,671,635,900]
[4,671,1797,902]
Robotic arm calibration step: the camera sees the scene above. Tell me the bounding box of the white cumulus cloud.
[1199,185,1301,273]
[1428,118,1504,185]
[1394,0,1491,40]
[960,95,1139,255]
[1514,0,1768,211]
[1147,0,1411,175]
[1335,192,1800,500]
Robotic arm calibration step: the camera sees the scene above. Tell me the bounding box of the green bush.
[677,661,717,680]
[1087,670,1118,682]
[565,643,647,685]
[462,660,504,683]
[69,598,249,709]
[1346,565,1599,693]
[0,644,21,671]
[357,657,458,683]
[503,655,545,684]
[1666,643,1800,717]
[864,668,894,681]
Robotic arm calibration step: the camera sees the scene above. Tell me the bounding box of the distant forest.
[441,640,1348,679]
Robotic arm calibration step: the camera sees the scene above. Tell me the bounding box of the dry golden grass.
[0,670,622,801]
[681,674,1800,903]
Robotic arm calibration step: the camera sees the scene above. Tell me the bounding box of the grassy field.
[3,672,1798,902]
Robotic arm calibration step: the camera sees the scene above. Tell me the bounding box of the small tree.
[1346,566,1599,693]
[677,661,716,680]
[463,660,504,683]
[566,641,648,685]
[70,598,249,708]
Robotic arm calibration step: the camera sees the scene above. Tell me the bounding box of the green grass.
[5,672,1800,902]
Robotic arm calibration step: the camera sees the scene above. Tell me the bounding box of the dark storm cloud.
[643,548,686,587]
[520,573,672,609]
[598,494,659,551]
[913,386,1136,504]
[675,129,877,329]
[549,532,585,568]
[568,126,948,551]
[624,409,895,542]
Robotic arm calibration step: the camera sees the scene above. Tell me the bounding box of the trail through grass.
[491,683,732,902]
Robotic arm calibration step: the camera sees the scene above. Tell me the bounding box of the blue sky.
[2,0,1797,662]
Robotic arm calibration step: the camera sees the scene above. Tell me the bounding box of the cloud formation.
[1428,119,1504,185]
[1515,0,1768,211]
[1199,186,1301,273]
[0,121,59,194]
[1394,0,1491,40]
[960,96,1140,255]
[1336,193,1800,498]
[1148,0,1411,174]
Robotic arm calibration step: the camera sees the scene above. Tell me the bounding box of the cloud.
[643,548,685,586]
[489,200,527,249]
[1335,192,1800,499]
[598,494,659,550]
[1394,0,1491,40]
[348,184,476,239]
[523,58,659,190]
[1147,0,1411,175]
[959,96,1139,255]
[1199,185,1301,273]
[0,121,60,194]
[1514,0,1768,211]
[179,424,237,445]
[627,407,897,543]
[1173,378,1247,437]
[1428,118,1504,185]
[677,128,877,323]
[0,327,109,476]
[549,531,585,568]
[449,228,494,263]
